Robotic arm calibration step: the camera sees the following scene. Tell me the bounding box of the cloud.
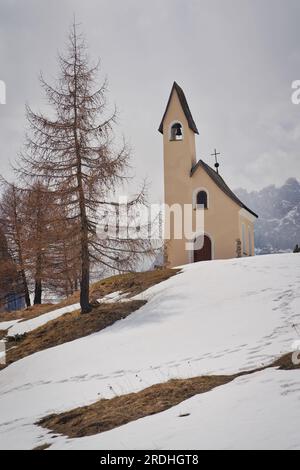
[0,0,300,197]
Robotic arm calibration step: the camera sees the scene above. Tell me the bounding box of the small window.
[170,122,183,141]
[196,190,208,209]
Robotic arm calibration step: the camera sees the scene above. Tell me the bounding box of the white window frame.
[192,187,209,210]
[169,120,184,141]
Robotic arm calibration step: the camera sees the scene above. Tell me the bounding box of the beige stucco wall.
[162,87,255,268]
[239,212,255,256]
[164,164,242,267]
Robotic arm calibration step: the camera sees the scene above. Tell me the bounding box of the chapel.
[159,82,258,267]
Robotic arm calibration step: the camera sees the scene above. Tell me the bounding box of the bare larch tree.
[17,23,151,313]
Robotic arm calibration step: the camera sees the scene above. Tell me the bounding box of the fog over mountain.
[236,178,300,254]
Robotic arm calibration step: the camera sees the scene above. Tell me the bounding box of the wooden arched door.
[194,235,212,262]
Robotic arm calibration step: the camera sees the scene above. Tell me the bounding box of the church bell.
[176,126,182,137]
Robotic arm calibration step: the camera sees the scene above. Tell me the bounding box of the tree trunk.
[34,278,42,304]
[34,211,43,305]
[11,185,31,307]
[73,33,91,314]
[20,268,31,307]
[80,238,91,313]
[34,246,42,304]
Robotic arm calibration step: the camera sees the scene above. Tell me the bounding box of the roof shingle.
[191,159,258,218]
[158,82,199,135]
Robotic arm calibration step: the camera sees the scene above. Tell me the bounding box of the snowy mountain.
[0,253,299,450]
[236,178,300,254]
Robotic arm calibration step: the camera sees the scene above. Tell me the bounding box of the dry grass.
[38,375,233,438]
[32,443,51,451]
[272,352,300,370]
[0,303,54,322]
[58,268,180,308]
[0,267,179,323]
[0,330,7,339]
[37,352,300,440]
[3,300,145,368]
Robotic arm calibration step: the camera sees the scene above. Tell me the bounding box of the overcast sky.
[1,0,300,200]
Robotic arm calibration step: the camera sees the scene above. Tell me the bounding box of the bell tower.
[158,81,199,208]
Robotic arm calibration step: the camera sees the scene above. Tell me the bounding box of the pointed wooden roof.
[191,159,258,218]
[158,82,199,135]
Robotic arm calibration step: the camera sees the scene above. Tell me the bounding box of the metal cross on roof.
[211,148,220,174]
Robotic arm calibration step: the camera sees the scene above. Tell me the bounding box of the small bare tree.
[0,181,31,307]
[17,23,152,313]
[0,227,20,309]
[24,182,59,304]
[45,195,81,298]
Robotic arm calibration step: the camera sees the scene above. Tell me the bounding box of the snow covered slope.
[50,368,300,450]
[0,253,299,449]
